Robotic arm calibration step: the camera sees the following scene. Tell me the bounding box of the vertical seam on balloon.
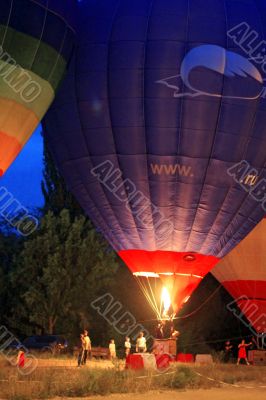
[1,0,13,48]
[170,0,191,306]
[194,6,231,257]
[72,57,122,250]
[201,1,266,259]
[142,0,157,252]
[171,0,192,256]
[28,0,48,71]
[73,56,122,251]
[28,0,75,33]
[65,5,122,252]
[47,25,68,87]
[185,0,230,254]
[107,0,139,250]
[107,0,146,250]
[92,0,137,250]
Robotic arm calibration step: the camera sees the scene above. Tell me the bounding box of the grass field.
[0,355,265,400]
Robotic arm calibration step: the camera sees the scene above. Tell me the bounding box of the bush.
[170,366,199,389]
[223,375,236,384]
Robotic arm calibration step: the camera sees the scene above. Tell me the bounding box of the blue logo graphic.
[156,45,264,100]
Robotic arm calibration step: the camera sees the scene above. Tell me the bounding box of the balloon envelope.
[212,219,266,334]
[0,0,77,175]
[44,0,266,314]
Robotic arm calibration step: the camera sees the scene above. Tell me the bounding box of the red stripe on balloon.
[223,280,266,300]
[118,249,219,276]
[222,280,266,333]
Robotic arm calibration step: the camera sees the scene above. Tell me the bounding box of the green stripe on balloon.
[0,25,66,91]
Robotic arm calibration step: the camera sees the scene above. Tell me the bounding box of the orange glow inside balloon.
[161,287,171,317]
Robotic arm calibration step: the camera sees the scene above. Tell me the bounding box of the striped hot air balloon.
[213,219,266,334]
[44,0,266,318]
[0,0,77,176]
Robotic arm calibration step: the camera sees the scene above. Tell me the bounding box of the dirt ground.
[0,357,265,400]
[36,358,114,368]
[62,388,266,400]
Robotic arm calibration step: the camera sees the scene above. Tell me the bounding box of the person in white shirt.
[109,339,116,360]
[124,337,131,357]
[83,330,91,365]
[136,332,147,353]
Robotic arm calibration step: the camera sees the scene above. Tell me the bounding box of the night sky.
[0,125,44,210]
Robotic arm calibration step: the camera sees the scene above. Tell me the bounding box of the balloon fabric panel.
[0,0,76,175]
[213,218,266,333]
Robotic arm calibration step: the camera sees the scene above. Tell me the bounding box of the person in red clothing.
[17,348,25,368]
[237,339,252,365]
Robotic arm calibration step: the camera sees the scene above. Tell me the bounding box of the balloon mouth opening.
[133,271,203,279]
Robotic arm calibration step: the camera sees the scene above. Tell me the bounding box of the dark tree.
[9,210,119,335]
[0,218,23,328]
[41,136,83,218]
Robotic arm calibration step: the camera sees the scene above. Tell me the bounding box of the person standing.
[17,347,25,368]
[155,322,164,339]
[170,326,180,339]
[83,330,91,365]
[124,337,131,357]
[109,339,116,360]
[224,340,233,363]
[136,332,147,353]
[77,333,85,367]
[237,339,252,365]
[250,336,258,350]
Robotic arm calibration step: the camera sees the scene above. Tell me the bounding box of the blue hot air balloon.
[44,0,266,317]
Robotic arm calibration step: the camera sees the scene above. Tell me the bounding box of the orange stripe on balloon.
[0,131,22,176]
[0,99,39,175]
[0,99,39,145]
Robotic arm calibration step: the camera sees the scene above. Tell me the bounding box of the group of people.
[77,331,147,366]
[78,328,259,367]
[110,332,148,359]
[155,321,180,340]
[224,337,257,365]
